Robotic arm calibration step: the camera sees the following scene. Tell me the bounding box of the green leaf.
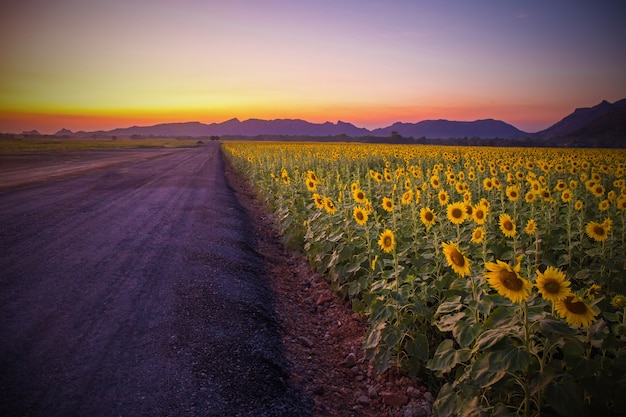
[406,333,430,362]
[491,344,530,372]
[435,296,463,315]
[363,321,385,350]
[528,360,561,396]
[474,328,510,351]
[483,305,517,330]
[435,311,466,333]
[470,352,507,388]
[539,317,577,336]
[544,374,584,417]
[453,320,481,348]
[427,339,471,373]
[384,326,404,349]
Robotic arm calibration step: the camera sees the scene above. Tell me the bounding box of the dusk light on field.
[1,0,625,134]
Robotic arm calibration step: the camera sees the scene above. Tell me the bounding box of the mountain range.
[46,98,626,145]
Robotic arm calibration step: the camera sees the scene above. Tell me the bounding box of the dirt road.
[0,143,311,416]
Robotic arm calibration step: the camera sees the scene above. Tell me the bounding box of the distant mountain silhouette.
[536,99,626,138]
[370,119,527,139]
[46,98,625,144]
[55,118,525,139]
[558,101,626,147]
[21,130,41,136]
[59,119,369,138]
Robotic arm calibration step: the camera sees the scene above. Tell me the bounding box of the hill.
[370,119,527,139]
[536,99,626,139]
[62,119,370,138]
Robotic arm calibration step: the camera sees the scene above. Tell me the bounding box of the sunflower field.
[224,142,626,417]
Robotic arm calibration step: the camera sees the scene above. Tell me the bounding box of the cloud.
[516,13,530,19]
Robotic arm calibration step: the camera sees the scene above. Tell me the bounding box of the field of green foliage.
[0,138,199,153]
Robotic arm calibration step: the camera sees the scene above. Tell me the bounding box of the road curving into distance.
[0,142,311,416]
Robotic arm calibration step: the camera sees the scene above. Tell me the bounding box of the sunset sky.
[1,0,625,134]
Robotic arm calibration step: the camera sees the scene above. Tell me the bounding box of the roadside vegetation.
[224,141,626,417]
[0,138,199,153]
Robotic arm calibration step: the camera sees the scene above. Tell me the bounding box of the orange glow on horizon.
[0,101,564,135]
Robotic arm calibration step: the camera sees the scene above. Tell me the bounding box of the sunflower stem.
[522,300,531,417]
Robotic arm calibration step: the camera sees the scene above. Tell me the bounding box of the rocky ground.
[225,159,436,417]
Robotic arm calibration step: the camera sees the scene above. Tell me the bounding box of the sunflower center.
[503,220,514,231]
[425,212,434,221]
[356,212,364,221]
[357,192,364,200]
[500,270,523,291]
[383,236,392,247]
[564,297,588,314]
[450,251,465,267]
[475,211,484,220]
[593,225,606,236]
[451,208,463,219]
[544,280,561,294]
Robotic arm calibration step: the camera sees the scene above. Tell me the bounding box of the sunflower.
[414,188,421,203]
[438,190,450,206]
[555,295,598,328]
[306,178,317,191]
[617,197,626,211]
[401,190,413,205]
[585,221,609,242]
[382,197,394,212]
[525,191,536,204]
[524,219,537,235]
[378,229,396,253]
[353,188,367,204]
[483,178,494,191]
[529,180,541,194]
[420,207,436,227]
[353,206,368,226]
[592,184,605,197]
[472,203,488,224]
[485,260,532,303]
[561,189,573,203]
[554,180,566,192]
[371,255,379,271]
[574,200,584,211]
[308,171,319,183]
[586,284,601,300]
[611,294,626,309]
[506,185,520,201]
[312,193,325,209]
[499,213,516,237]
[471,227,485,244]
[535,266,571,303]
[446,202,467,225]
[430,175,441,189]
[598,199,610,211]
[323,197,336,215]
[442,242,471,277]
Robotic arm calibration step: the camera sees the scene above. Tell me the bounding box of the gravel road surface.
[0,142,311,416]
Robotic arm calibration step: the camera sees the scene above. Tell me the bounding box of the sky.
[1,0,625,134]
